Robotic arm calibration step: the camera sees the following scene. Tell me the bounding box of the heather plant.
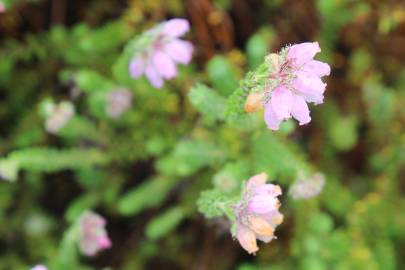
[0,1,404,270]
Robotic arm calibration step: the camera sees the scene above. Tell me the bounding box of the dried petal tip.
[248,216,274,236]
[237,226,259,254]
[244,92,264,113]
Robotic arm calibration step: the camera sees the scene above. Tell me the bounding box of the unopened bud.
[244,92,264,113]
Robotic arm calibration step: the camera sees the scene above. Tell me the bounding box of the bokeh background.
[0,0,404,269]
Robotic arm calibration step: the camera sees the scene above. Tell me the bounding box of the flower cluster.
[78,211,112,256]
[244,42,330,130]
[129,18,193,89]
[233,173,283,254]
[106,88,133,118]
[289,173,325,200]
[44,101,75,134]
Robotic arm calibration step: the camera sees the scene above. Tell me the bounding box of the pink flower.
[106,88,133,118]
[289,173,325,200]
[44,101,74,134]
[261,42,330,130]
[234,173,283,254]
[129,18,193,89]
[0,3,5,13]
[78,211,112,256]
[30,265,47,270]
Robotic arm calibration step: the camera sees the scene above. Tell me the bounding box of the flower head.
[233,173,283,254]
[78,211,111,256]
[44,101,74,134]
[129,18,193,89]
[245,42,330,130]
[106,88,133,118]
[0,2,5,13]
[289,173,325,200]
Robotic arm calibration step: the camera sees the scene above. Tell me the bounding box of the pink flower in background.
[262,42,330,130]
[106,88,133,118]
[233,173,283,254]
[44,101,75,134]
[289,173,325,200]
[129,18,193,89]
[0,2,5,13]
[30,265,47,270]
[78,211,111,256]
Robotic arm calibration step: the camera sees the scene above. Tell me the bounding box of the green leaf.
[145,206,186,240]
[188,83,226,122]
[118,177,178,216]
[206,56,239,96]
[0,148,108,181]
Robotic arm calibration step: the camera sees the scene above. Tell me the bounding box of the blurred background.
[0,0,404,269]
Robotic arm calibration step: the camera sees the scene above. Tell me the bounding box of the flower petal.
[264,102,282,130]
[248,195,279,214]
[246,172,268,190]
[145,64,164,89]
[129,56,145,78]
[163,18,190,37]
[291,94,311,125]
[287,42,321,66]
[153,51,178,79]
[271,86,293,120]
[303,60,331,77]
[164,39,193,64]
[255,184,282,197]
[293,71,326,104]
[236,225,259,254]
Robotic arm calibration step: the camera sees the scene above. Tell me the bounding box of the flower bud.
[244,92,264,113]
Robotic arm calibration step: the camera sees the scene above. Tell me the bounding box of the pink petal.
[270,86,293,120]
[291,94,311,125]
[129,56,145,78]
[98,236,112,248]
[303,60,331,77]
[264,102,282,130]
[145,64,164,89]
[163,18,190,37]
[256,234,275,243]
[293,71,326,104]
[246,173,268,190]
[164,39,193,64]
[287,42,321,66]
[236,225,258,254]
[248,195,279,214]
[153,51,177,79]
[255,184,282,197]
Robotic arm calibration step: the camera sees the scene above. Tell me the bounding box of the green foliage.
[188,83,226,122]
[206,56,239,96]
[0,1,404,269]
[145,206,186,240]
[0,148,107,181]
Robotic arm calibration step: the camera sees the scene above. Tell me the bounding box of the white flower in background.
[289,173,325,200]
[44,101,75,134]
[106,88,133,118]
